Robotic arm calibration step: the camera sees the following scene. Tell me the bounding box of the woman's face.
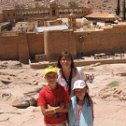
[60,56,72,68]
[74,88,87,100]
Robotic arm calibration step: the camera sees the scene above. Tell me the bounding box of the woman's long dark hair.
[57,51,76,94]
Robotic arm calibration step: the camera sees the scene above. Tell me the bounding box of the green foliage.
[35,3,41,8]
[123,0,126,20]
[116,0,120,16]
[68,1,79,7]
[107,81,119,88]
[34,3,46,9]
[14,3,25,9]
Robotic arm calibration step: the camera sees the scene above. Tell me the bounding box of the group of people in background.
[38,51,94,126]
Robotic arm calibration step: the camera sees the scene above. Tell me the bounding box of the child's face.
[74,88,87,100]
[45,72,58,87]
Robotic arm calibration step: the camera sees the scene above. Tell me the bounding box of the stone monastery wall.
[0,24,126,63]
[76,24,126,56]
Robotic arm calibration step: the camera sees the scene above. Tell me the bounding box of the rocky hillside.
[0,0,124,14]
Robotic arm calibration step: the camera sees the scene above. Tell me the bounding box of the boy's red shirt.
[38,83,70,124]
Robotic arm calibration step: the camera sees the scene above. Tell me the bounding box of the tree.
[68,1,79,7]
[122,0,126,20]
[35,3,40,8]
[116,0,120,16]
[14,3,25,9]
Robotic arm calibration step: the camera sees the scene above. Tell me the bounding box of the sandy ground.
[0,61,126,126]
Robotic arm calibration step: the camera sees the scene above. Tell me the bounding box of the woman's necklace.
[62,68,71,80]
[62,68,72,94]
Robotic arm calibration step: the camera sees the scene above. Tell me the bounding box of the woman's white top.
[57,67,84,95]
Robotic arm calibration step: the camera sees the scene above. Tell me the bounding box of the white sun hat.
[72,80,86,90]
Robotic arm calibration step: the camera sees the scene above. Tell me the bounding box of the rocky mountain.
[0,0,124,14]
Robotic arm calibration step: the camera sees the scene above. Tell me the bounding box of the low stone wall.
[30,58,126,69]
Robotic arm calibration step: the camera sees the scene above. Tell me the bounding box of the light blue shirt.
[69,96,93,126]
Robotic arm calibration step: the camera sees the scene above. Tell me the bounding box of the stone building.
[0,1,126,64]
[0,12,3,23]
[2,1,91,23]
[0,22,126,63]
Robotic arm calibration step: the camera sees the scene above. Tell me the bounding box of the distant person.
[38,66,70,126]
[85,74,94,84]
[57,51,88,96]
[93,21,97,26]
[69,80,94,126]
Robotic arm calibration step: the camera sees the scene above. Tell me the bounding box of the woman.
[69,80,94,126]
[57,51,87,96]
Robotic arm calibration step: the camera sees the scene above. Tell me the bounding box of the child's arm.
[40,103,69,116]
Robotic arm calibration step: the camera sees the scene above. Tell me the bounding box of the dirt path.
[0,61,126,126]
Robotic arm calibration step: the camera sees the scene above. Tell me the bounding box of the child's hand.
[47,104,53,109]
[60,103,64,109]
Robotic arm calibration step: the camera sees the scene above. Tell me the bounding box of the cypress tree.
[123,0,126,20]
[116,0,120,16]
